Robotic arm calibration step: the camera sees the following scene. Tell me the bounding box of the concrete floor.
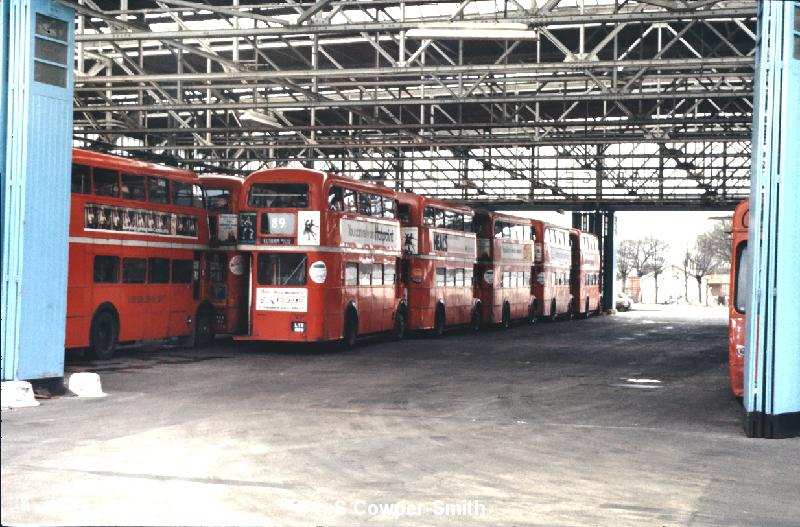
[2,305,799,526]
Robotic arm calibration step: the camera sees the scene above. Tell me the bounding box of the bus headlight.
[291,321,306,333]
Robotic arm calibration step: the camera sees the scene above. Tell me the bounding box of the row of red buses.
[229,170,603,345]
[728,199,749,398]
[64,151,603,355]
[66,149,216,359]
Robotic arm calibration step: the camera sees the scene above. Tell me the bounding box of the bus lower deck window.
[148,258,170,284]
[172,260,193,283]
[345,262,358,285]
[93,255,119,283]
[123,258,147,283]
[257,253,307,286]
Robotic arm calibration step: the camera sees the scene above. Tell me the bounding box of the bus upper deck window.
[71,164,91,194]
[382,197,395,219]
[463,215,473,233]
[357,193,372,215]
[328,186,344,211]
[148,177,169,204]
[423,207,436,227]
[93,168,120,198]
[247,183,309,208]
[398,204,411,226]
[343,188,357,212]
[192,184,204,209]
[205,188,231,212]
[122,173,146,201]
[172,182,193,207]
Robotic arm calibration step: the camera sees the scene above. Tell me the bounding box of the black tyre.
[89,310,118,360]
[528,303,537,325]
[583,298,591,319]
[433,304,445,337]
[549,300,558,322]
[470,306,482,332]
[342,309,358,349]
[501,302,511,329]
[194,308,215,347]
[392,308,407,341]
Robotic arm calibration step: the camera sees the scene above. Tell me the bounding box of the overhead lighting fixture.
[240,110,282,128]
[407,22,538,41]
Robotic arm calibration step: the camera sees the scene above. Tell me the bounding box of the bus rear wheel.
[342,310,358,349]
[501,302,511,329]
[528,303,537,325]
[549,300,558,322]
[194,308,215,347]
[392,308,407,341]
[433,305,445,337]
[89,310,118,360]
[584,298,591,319]
[470,306,482,332]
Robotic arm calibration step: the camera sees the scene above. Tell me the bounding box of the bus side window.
[122,173,146,201]
[398,204,411,226]
[123,258,147,284]
[93,168,120,197]
[172,259,193,283]
[382,197,395,219]
[367,194,382,217]
[463,215,473,233]
[343,188,357,212]
[358,193,372,216]
[373,264,384,285]
[172,182,193,206]
[435,267,446,287]
[359,263,372,286]
[345,262,358,285]
[71,164,91,194]
[384,263,396,285]
[328,186,344,211]
[93,255,119,283]
[148,177,169,204]
[148,258,170,283]
[423,207,436,227]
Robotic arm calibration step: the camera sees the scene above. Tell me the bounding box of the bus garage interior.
[1,1,799,526]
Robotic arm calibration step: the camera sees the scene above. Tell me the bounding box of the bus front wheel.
[549,300,558,322]
[433,305,445,337]
[470,306,482,332]
[584,298,591,319]
[342,310,358,349]
[89,310,118,360]
[501,303,511,329]
[392,308,407,341]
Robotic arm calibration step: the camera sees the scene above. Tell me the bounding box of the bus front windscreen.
[248,184,309,208]
[257,253,307,286]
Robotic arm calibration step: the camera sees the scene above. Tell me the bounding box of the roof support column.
[743,0,800,438]
[1,0,74,381]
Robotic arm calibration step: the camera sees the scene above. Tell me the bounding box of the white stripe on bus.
[69,236,209,250]
[237,244,401,257]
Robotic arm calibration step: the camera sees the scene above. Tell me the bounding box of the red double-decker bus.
[474,211,535,328]
[531,220,574,321]
[235,168,405,346]
[728,199,749,397]
[570,229,602,318]
[66,149,215,358]
[199,174,248,335]
[396,193,480,334]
